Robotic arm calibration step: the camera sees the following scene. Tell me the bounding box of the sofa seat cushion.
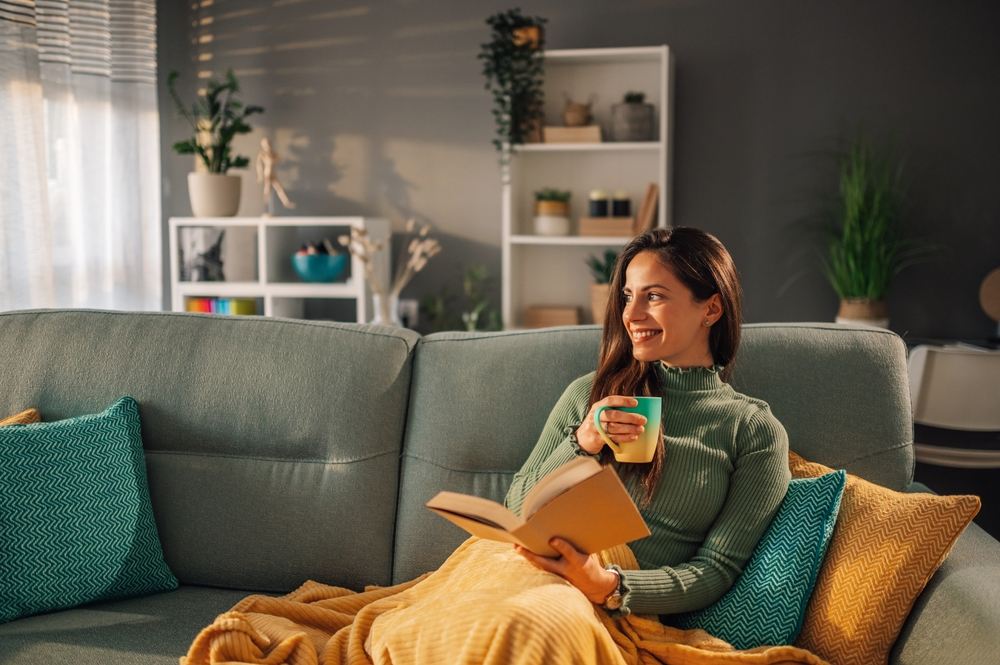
[0,586,251,665]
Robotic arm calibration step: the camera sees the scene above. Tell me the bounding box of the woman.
[183,226,800,665]
[506,226,790,618]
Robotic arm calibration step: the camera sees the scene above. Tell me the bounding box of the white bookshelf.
[501,45,674,328]
[168,216,390,321]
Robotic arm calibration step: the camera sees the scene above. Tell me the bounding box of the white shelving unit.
[168,216,390,321]
[501,46,674,328]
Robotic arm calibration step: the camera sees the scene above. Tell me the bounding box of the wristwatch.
[602,568,624,611]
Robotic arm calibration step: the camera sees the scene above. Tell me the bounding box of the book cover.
[426,457,650,557]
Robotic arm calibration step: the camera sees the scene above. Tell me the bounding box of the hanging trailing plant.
[479,8,547,157]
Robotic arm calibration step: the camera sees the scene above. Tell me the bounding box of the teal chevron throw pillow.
[672,470,846,649]
[0,397,177,623]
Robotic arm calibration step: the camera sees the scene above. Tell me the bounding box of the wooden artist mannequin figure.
[256,138,295,216]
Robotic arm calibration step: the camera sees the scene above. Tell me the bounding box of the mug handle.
[593,406,622,454]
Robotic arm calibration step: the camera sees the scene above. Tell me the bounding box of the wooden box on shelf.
[524,306,581,328]
[579,217,635,237]
[543,126,602,143]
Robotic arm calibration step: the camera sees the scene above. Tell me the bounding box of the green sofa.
[0,310,996,664]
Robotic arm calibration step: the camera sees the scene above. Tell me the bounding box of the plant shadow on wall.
[279,133,351,216]
[782,128,938,329]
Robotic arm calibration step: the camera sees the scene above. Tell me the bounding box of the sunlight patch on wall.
[387,86,481,99]
[393,20,482,38]
[382,138,499,244]
[329,133,371,203]
[312,7,369,21]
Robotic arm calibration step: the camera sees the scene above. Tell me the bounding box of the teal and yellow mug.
[593,397,662,463]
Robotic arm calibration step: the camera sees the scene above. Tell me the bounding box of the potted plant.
[585,249,618,325]
[819,132,930,327]
[533,188,571,236]
[167,69,263,217]
[611,91,655,142]
[479,9,547,160]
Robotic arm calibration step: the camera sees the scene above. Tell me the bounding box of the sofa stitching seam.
[146,448,400,465]
[830,441,914,467]
[401,452,515,474]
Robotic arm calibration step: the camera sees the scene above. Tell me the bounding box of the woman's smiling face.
[622,251,722,366]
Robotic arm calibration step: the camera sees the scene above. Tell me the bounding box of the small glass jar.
[588,189,608,217]
[612,190,631,217]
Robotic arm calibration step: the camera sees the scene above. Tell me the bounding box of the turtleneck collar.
[656,362,726,392]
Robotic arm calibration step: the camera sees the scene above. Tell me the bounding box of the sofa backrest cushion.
[0,310,419,592]
[392,323,913,584]
[732,323,913,489]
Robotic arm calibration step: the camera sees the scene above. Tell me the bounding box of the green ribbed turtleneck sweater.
[504,364,790,617]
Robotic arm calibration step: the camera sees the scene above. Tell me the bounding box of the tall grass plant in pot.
[586,250,618,325]
[168,69,263,217]
[820,132,930,327]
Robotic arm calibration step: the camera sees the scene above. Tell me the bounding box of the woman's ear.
[705,294,723,324]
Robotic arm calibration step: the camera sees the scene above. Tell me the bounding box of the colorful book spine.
[185,298,257,316]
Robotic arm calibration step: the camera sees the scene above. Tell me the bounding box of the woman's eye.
[623,293,632,302]
[648,293,662,301]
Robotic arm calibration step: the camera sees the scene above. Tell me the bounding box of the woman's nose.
[624,299,645,321]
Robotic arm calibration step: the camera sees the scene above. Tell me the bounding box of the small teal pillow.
[0,397,178,623]
[672,470,846,649]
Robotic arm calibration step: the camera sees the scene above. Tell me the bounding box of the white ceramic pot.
[534,215,570,236]
[188,173,242,217]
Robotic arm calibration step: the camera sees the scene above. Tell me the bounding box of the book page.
[425,491,523,533]
[426,508,526,547]
[521,456,602,520]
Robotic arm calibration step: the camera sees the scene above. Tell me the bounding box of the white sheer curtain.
[0,0,161,311]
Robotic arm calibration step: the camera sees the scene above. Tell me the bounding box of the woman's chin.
[631,346,661,362]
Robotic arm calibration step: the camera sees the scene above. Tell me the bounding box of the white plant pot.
[534,215,570,236]
[188,173,242,218]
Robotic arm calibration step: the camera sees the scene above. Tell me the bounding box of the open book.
[426,457,650,557]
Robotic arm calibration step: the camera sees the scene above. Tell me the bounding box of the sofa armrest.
[890,488,1000,664]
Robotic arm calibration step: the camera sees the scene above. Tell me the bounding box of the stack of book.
[186,298,258,315]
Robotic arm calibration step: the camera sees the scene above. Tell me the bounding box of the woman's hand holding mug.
[577,396,647,455]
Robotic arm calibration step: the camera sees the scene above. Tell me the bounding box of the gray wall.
[157,0,1000,340]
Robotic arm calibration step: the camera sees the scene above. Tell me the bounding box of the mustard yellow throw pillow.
[0,408,40,426]
[788,452,980,665]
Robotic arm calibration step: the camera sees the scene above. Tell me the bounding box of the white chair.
[908,344,1000,468]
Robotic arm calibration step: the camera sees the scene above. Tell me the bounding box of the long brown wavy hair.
[588,227,744,505]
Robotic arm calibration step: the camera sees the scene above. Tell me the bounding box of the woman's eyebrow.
[630,284,671,292]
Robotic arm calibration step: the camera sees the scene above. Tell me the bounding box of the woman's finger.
[514,545,566,574]
[548,538,588,567]
[600,396,639,408]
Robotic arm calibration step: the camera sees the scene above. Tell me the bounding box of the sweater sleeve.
[614,404,791,617]
[504,374,597,517]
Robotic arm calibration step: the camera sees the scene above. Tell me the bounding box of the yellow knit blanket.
[181,538,829,665]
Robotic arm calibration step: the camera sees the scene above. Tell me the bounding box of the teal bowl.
[292,253,347,283]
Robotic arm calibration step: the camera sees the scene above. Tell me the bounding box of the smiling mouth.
[631,329,661,343]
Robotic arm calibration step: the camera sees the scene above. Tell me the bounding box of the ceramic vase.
[611,103,655,142]
[533,200,570,236]
[372,293,402,326]
[836,298,889,328]
[188,173,242,217]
